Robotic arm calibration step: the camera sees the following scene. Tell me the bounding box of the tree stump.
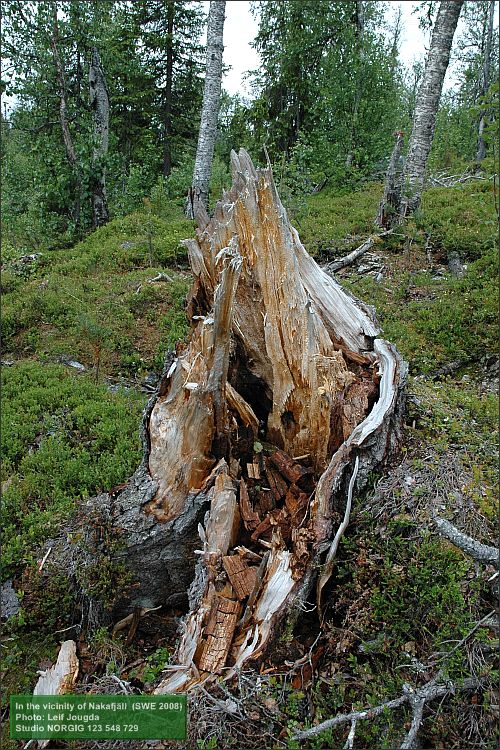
[51,149,407,692]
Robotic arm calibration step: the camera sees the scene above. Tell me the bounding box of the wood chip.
[284,484,309,525]
[238,478,261,531]
[198,596,240,673]
[269,449,311,484]
[255,488,275,515]
[247,462,261,479]
[222,556,259,600]
[264,460,289,501]
[251,508,291,543]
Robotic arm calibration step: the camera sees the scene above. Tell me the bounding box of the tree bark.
[185,0,225,218]
[89,46,110,227]
[399,0,463,218]
[375,131,405,228]
[50,5,81,227]
[48,149,407,693]
[476,0,495,164]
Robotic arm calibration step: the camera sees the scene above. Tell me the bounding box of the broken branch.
[293,671,487,742]
[433,515,499,567]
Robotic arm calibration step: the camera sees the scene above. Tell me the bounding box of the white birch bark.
[400,0,464,216]
[89,46,110,227]
[186,0,225,218]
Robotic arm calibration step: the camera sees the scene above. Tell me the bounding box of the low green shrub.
[0,362,145,581]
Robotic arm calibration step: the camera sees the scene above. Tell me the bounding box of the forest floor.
[1,174,498,749]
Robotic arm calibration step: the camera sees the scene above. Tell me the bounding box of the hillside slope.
[1,176,498,750]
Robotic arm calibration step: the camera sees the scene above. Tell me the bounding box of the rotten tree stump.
[46,149,407,694]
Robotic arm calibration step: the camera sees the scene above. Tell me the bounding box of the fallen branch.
[324,230,392,273]
[430,357,474,380]
[293,671,487,744]
[428,171,492,187]
[148,272,174,283]
[433,515,499,567]
[112,604,162,637]
[324,237,374,272]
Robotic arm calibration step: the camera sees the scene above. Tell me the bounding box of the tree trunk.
[185,0,225,218]
[89,46,110,227]
[49,149,406,693]
[162,0,174,178]
[375,130,405,228]
[50,5,81,227]
[475,0,495,165]
[399,0,463,218]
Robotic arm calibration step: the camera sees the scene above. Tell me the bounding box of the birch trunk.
[45,149,406,695]
[476,0,495,164]
[89,46,110,227]
[400,0,463,217]
[50,5,81,227]
[186,0,225,218]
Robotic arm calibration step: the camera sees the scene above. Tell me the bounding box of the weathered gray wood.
[89,46,110,227]
[376,131,404,228]
[433,515,499,567]
[324,236,375,273]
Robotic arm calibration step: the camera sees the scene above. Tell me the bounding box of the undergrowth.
[1,175,497,750]
[0,362,146,581]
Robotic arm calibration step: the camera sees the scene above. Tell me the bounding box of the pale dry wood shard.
[34,640,79,695]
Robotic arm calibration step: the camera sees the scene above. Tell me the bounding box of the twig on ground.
[38,546,52,571]
[400,691,426,749]
[147,272,174,283]
[324,230,392,273]
[343,718,357,749]
[428,610,497,666]
[292,671,487,743]
[109,675,132,694]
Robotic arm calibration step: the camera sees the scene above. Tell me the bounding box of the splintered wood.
[239,478,260,531]
[222,556,258,600]
[198,596,240,673]
[151,149,406,693]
